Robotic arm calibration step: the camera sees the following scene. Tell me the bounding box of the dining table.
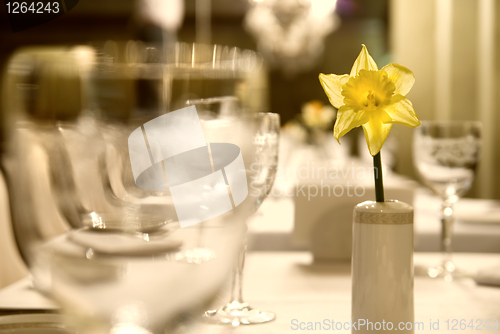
[1,252,499,333]
[1,143,500,333]
[198,252,500,333]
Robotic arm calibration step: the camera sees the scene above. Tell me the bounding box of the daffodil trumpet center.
[341,69,396,112]
[364,90,378,107]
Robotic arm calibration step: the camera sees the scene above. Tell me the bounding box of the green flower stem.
[373,152,385,202]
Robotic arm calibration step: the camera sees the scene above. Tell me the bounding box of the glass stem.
[230,238,247,304]
[440,199,454,270]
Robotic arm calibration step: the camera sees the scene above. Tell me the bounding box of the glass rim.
[234,112,280,124]
[250,111,280,118]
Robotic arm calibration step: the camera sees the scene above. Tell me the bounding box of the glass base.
[204,301,275,326]
[427,261,471,281]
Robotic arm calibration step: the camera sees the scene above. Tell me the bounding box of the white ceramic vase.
[351,200,414,334]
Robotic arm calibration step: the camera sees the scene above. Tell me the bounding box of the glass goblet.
[199,109,279,325]
[413,121,481,280]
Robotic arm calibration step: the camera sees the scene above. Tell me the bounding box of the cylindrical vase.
[351,200,414,334]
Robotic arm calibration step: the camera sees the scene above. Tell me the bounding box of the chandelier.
[245,0,339,75]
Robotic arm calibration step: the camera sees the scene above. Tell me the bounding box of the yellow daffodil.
[301,100,335,130]
[319,45,420,156]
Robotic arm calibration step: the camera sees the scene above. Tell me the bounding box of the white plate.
[0,314,74,334]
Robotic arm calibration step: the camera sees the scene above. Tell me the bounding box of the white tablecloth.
[1,252,500,334]
[193,252,500,334]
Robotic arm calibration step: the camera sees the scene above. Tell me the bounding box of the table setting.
[0,14,500,334]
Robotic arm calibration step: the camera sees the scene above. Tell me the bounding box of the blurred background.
[0,2,500,331]
[1,0,499,199]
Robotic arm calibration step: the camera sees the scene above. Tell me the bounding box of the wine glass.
[160,43,279,325]
[413,121,481,281]
[200,109,280,325]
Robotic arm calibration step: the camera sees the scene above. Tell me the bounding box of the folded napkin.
[67,229,182,256]
[474,265,500,287]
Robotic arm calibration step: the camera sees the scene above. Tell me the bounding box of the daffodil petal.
[385,95,420,127]
[334,106,370,142]
[319,73,349,109]
[381,63,415,96]
[374,109,393,124]
[350,45,378,77]
[361,118,392,156]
